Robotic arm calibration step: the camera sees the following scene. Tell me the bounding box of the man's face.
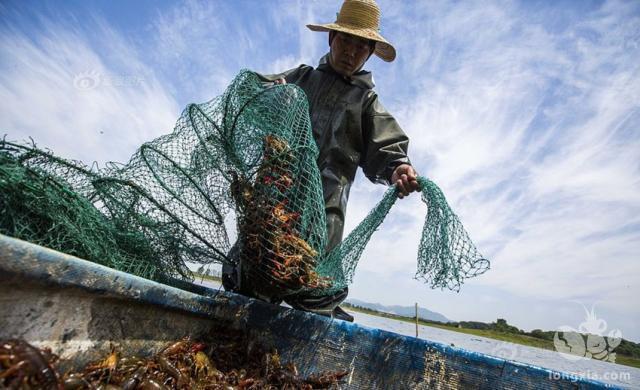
[329,32,374,77]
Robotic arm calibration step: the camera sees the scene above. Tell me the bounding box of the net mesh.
[0,70,489,296]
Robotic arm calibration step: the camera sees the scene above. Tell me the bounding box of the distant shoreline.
[191,272,222,283]
[341,302,640,369]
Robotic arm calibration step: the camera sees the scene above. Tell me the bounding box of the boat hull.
[0,234,618,389]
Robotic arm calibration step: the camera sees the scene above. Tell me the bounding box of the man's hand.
[274,78,286,85]
[391,164,419,199]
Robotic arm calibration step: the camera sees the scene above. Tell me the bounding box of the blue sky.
[1,0,639,343]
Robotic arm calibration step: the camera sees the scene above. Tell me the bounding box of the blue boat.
[0,234,620,389]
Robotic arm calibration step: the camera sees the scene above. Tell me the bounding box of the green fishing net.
[0,70,489,297]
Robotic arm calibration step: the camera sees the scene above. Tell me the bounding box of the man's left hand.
[391,164,419,199]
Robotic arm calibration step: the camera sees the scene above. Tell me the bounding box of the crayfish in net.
[232,135,331,295]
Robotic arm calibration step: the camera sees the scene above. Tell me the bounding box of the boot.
[332,305,354,322]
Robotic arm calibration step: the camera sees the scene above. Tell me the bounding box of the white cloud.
[0,17,179,165]
[146,1,333,103]
[345,0,640,339]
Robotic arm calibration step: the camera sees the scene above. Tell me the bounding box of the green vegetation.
[342,303,640,369]
[192,271,222,283]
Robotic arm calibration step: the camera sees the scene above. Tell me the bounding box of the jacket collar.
[317,53,375,89]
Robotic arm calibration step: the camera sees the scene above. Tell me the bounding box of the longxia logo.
[553,305,622,363]
[491,342,520,361]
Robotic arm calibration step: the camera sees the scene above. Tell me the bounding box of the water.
[350,311,639,389]
[196,280,638,388]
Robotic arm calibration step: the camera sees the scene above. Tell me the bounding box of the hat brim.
[307,23,396,62]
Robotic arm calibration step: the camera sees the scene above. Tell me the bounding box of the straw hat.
[307,0,396,62]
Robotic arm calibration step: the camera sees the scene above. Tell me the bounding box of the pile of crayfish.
[232,134,331,293]
[0,339,61,389]
[0,334,347,389]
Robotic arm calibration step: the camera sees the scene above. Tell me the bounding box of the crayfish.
[0,339,62,389]
[2,334,348,389]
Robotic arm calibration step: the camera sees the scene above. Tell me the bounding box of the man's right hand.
[391,164,419,199]
[274,78,286,85]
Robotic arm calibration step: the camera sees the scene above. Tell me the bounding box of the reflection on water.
[196,280,638,388]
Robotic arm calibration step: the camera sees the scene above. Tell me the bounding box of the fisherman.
[223,0,419,321]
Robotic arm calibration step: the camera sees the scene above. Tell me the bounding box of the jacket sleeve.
[361,92,411,185]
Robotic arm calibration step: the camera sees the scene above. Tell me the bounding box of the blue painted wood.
[0,234,621,389]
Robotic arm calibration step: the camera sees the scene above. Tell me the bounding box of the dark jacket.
[259,54,411,251]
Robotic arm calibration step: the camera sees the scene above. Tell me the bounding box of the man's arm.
[361,93,419,198]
